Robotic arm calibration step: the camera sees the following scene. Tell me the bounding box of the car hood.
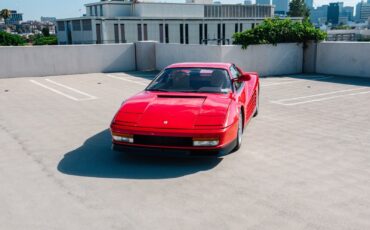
[114,91,232,129]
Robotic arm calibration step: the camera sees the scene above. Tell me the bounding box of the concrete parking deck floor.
[1,72,370,230]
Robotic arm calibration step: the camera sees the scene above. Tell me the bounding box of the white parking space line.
[30,80,80,101]
[106,74,148,86]
[261,76,334,87]
[30,80,97,101]
[45,79,97,100]
[271,88,370,106]
[275,87,369,102]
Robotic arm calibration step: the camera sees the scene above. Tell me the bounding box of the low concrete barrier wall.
[156,43,303,76]
[315,42,370,78]
[1,41,368,79]
[0,44,136,78]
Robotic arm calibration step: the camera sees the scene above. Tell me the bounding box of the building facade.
[327,3,340,25]
[310,5,328,25]
[244,0,253,5]
[341,6,354,21]
[305,0,314,10]
[273,0,289,15]
[41,17,57,23]
[5,10,23,25]
[356,1,370,22]
[56,1,275,45]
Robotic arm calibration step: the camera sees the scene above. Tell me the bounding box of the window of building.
[137,24,142,41]
[204,24,208,45]
[251,23,255,29]
[57,21,65,31]
[114,24,119,43]
[165,24,169,43]
[72,20,81,31]
[120,24,126,43]
[199,24,203,44]
[143,24,148,41]
[96,24,102,44]
[82,20,92,31]
[89,7,93,16]
[159,24,164,43]
[222,23,226,45]
[240,23,243,32]
[185,24,189,44]
[100,5,103,16]
[217,24,221,45]
[180,24,184,44]
[235,23,238,33]
[94,6,98,17]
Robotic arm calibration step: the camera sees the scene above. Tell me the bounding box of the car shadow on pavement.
[57,129,222,179]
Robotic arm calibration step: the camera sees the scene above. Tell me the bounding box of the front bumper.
[110,122,238,157]
[112,138,237,157]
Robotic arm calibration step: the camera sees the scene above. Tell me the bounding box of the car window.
[230,65,242,90]
[146,68,232,94]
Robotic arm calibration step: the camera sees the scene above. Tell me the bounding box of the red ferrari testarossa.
[110,62,259,156]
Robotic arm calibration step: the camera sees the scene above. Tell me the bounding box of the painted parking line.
[30,79,97,101]
[106,74,148,86]
[261,76,334,87]
[45,79,97,100]
[276,87,369,102]
[271,87,370,106]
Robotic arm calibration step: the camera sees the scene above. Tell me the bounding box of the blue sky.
[0,0,360,21]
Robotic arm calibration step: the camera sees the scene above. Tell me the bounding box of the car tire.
[253,87,259,117]
[233,110,243,151]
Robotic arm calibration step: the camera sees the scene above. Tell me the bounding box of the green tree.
[0,9,11,21]
[33,35,57,45]
[233,18,327,49]
[42,28,50,37]
[0,31,26,46]
[288,0,310,18]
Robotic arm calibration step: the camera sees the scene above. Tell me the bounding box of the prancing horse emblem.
[163,120,168,125]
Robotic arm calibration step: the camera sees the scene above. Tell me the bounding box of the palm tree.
[0,9,11,21]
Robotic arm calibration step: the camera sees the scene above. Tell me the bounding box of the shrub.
[33,35,58,46]
[233,18,327,49]
[0,31,26,46]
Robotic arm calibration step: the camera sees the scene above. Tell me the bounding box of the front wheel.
[233,110,243,151]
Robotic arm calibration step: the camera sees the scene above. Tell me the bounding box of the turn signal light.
[112,133,134,143]
[193,138,219,147]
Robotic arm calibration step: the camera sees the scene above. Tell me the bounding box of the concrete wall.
[1,41,368,79]
[303,41,317,73]
[0,44,135,78]
[156,43,303,76]
[136,41,156,71]
[315,42,370,78]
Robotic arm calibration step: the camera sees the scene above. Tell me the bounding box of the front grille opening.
[134,135,193,147]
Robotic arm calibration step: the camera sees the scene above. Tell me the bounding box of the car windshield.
[146,68,232,94]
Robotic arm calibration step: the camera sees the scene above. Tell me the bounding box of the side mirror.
[234,73,251,82]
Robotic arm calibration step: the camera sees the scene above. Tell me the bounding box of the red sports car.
[110,62,259,157]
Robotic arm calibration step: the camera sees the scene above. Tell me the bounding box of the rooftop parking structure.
[1,72,370,230]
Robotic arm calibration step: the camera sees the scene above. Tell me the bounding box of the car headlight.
[112,133,134,143]
[193,138,219,147]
